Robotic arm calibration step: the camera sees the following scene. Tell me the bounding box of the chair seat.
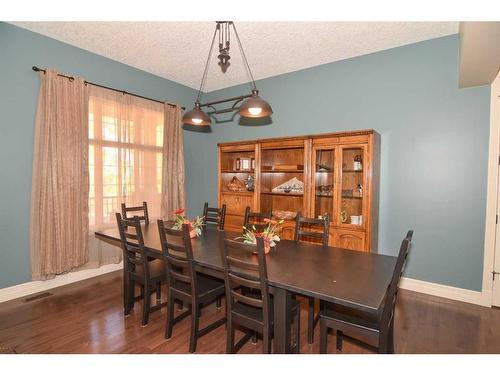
[135,259,167,281]
[232,298,300,325]
[320,302,379,331]
[173,274,225,297]
[232,301,271,324]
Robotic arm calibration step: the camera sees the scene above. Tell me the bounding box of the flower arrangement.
[172,208,205,238]
[238,218,284,254]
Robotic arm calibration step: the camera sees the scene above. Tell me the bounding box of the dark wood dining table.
[95,225,396,354]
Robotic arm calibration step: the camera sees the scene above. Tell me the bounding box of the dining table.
[95,224,397,354]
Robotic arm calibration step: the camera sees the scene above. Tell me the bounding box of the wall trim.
[483,70,500,307]
[400,277,491,307]
[0,262,123,304]
[0,265,491,307]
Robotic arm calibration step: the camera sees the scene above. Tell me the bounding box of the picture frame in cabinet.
[240,157,252,171]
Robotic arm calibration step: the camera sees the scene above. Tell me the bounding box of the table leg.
[122,268,127,312]
[272,286,292,354]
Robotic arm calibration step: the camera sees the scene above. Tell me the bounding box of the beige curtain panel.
[161,103,185,219]
[87,86,166,266]
[30,69,89,280]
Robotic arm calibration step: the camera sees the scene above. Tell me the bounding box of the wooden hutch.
[217,130,380,252]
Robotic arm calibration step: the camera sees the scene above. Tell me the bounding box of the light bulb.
[248,107,262,116]
[192,118,203,125]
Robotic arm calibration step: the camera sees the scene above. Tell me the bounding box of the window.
[88,89,164,228]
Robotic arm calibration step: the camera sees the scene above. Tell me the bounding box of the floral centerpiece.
[238,218,284,254]
[172,208,205,238]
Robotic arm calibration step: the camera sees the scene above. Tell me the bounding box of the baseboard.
[0,266,492,307]
[0,262,123,304]
[400,277,492,307]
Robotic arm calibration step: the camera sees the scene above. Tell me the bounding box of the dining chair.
[221,237,301,354]
[157,220,226,353]
[121,201,149,224]
[115,213,166,326]
[202,202,227,230]
[243,206,272,232]
[294,213,330,344]
[319,230,414,354]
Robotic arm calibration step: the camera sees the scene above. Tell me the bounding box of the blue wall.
[183,34,490,291]
[0,23,197,288]
[0,23,491,292]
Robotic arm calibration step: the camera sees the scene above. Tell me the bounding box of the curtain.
[161,103,185,219]
[87,86,165,265]
[30,69,89,280]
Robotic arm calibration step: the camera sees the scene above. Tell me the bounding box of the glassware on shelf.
[340,147,365,225]
[314,149,335,219]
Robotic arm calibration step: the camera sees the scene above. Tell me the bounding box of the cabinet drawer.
[331,229,366,251]
[279,220,296,241]
[224,214,244,233]
[220,193,253,215]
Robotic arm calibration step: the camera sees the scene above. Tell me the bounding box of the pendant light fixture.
[183,21,273,126]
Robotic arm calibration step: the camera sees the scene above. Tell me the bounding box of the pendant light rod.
[231,22,257,90]
[196,23,219,102]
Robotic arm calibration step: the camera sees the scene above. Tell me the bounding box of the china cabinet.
[217,130,379,252]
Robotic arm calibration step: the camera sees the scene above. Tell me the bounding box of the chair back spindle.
[294,213,330,246]
[379,230,414,329]
[157,221,197,298]
[121,201,150,224]
[203,202,227,230]
[116,213,149,279]
[221,237,271,327]
[243,207,272,233]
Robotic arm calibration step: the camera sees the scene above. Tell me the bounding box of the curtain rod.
[32,66,185,110]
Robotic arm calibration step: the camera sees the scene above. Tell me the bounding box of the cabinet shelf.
[261,191,303,197]
[221,170,255,173]
[261,169,304,173]
[316,194,333,198]
[342,169,363,173]
[341,195,363,200]
[221,191,254,196]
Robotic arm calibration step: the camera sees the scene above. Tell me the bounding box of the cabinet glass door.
[339,145,366,227]
[313,148,335,222]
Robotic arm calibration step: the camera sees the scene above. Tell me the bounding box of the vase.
[263,243,270,254]
[264,243,275,254]
[189,230,196,239]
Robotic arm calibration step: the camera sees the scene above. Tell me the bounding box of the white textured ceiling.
[12,22,458,92]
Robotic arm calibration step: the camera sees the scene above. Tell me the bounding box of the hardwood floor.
[1,271,500,354]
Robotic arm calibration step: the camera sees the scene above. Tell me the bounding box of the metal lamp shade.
[238,90,273,118]
[182,103,211,126]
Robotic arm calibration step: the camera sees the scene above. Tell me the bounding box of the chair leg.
[262,328,271,354]
[142,283,151,326]
[379,327,389,354]
[123,271,128,312]
[295,307,301,353]
[189,304,199,353]
[336,330,343,352]
[155,282,161,303]
[388,318,395,354]
[124,277,134,315]
[176,299,183,311]
[226,317,235,354]
[308,297,315,344]
[378,337,388,354]
[251,331,258,344]
[319,318,328,354]
[165,290,174,339]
